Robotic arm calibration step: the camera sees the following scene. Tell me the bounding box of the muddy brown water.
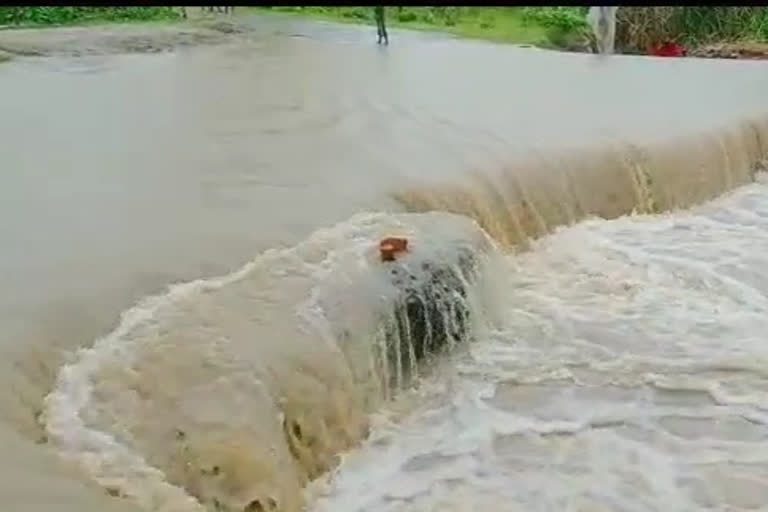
[2,16,768,512]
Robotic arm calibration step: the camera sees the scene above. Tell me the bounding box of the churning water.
[2,15,768,512]
[312,174,768,512]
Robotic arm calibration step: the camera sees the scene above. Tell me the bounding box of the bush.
[677,7,768,43]
[397,9,418,23]
[430,7,459,26]
[616,7,768,53]
[521,7,587,32]
[339,7,368,20]
[0,7,180,26]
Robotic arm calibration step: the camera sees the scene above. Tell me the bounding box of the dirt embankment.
[689,41,768,60]
[0,18,249,60]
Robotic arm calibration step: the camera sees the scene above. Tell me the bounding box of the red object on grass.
[652,41,687,57]
[379,237,409,262]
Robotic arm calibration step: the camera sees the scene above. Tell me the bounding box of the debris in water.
[105,487,123,498]
[379,236,409,262]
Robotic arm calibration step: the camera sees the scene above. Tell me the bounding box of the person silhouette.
[375,6,389,45]
[587,6,617,54]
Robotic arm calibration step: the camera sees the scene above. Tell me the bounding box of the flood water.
[2,15,768,512]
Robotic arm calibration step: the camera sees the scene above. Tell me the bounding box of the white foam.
[43,261,258,511]
[42,210,500,511]
[310,179,768,512]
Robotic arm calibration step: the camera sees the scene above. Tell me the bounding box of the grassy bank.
[0,7,181,28]
[253,7,590,49]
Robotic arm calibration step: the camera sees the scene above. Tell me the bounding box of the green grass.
[0,7,181,29]
[251,7,589,49]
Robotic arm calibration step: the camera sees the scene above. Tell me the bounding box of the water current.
[2,15,768,512]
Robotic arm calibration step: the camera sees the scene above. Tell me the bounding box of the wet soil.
[690,41,768,60]
[0,18,249,59]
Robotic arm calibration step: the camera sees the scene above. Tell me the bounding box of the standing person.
[375,6,389,45]
[587,6,618,54]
